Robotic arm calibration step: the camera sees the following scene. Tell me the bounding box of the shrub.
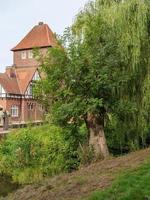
[0,125,71,184]
[78,143,94,166]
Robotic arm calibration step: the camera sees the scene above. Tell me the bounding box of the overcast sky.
[0,0,88,72]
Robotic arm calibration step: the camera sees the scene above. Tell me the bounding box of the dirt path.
[2,148,150,200]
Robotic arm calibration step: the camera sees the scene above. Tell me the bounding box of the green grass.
[87,160,150,200]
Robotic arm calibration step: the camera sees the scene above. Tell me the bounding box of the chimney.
[6,67,16,78]
[38,22,44,25]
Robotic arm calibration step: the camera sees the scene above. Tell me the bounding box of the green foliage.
[87,160,150,200]
[35,0,150,156]
[0,125,78,184]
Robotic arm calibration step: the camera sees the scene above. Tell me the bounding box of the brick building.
[0,22,56,125]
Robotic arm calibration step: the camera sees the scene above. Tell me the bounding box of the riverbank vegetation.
[1,0,150,198]
[1,148,150,200]
[0,125,82,184]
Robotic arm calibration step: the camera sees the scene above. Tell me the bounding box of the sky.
[0,0,88,72]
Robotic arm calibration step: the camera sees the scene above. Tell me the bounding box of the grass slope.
[2,148,150,200]
[88,160,150,200]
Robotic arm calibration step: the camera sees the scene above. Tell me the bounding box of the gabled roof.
[0,73,20,94]
[11,22,57,51]
[0,67,38,95]
[15,67,37,94]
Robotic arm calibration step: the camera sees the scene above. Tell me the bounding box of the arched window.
[27,102,34,110]
[11,105,19,117]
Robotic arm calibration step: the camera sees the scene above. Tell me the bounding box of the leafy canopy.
[35,0,150,151]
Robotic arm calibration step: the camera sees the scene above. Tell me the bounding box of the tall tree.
[35,0,150,158]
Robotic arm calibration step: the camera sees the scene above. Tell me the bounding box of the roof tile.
[11,23,57,51]
[0,73,20,94]
[0,67,37,95]
[15,67,37,94]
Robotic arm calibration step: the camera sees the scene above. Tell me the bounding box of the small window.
[0,84,5,97]
[39,104,44,111]
[27,103,34,110]
[26,84,32,96]
[0,85,2,93]
[28,50,33,59]
[28,84,32,96]
[21,51,26,59]
[33,71,40,81]
[11,105,19,117]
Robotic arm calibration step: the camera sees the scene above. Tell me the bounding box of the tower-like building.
[0,22,56,124]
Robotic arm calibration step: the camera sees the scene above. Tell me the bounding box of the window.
[27,103,34,110]
[0,84,6,97]
[28,50,33,59]
[26,84,32,96]
[21,51,26,59]
[0,85,3,93]
[33,71,40,81]
[11,105,19,117]
[28,84,32,96]
[39,104,44,111]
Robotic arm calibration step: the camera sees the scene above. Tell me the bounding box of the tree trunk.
[86,113,109,159]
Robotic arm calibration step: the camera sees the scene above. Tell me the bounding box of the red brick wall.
[21,99,36,122]
[21,99,44,122]
[0,99,7,110]
[6,98,22,123]
[3,47,46,124]
[0,98,44,124]
[13,48,48,67]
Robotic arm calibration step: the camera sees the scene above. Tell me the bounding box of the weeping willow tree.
[36,0,150,158]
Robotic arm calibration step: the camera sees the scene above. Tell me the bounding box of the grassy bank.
[88,159,150,200]
[1,125,150,200]
[2,148,150,200]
